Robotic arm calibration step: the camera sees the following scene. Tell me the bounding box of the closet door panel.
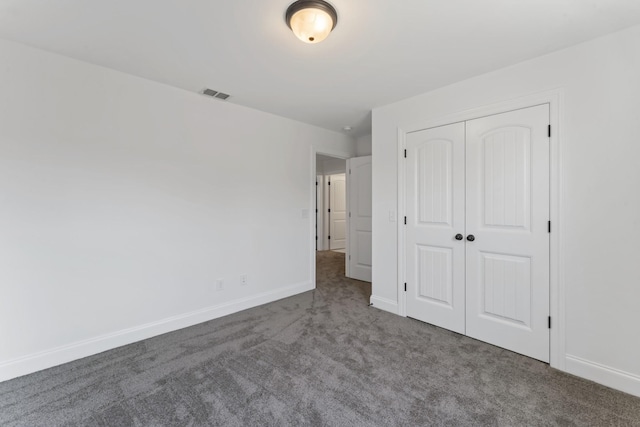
[405,122,466,334]
[465,104,550,363]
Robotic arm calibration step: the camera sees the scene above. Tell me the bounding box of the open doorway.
[315,153,372,284]
[316,154,347,253]
[314,152,372,309]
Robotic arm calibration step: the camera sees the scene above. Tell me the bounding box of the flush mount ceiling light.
[285,0,338,44]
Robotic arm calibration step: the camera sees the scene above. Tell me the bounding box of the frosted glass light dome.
[286,1,338,44]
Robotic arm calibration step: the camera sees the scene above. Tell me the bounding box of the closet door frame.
[396,89,564,370]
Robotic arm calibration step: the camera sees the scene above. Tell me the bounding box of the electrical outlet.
[240,274,248,286]
[216,279,224,291]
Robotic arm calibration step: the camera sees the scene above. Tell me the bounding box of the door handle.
[466,234,475,242]
[455,234,463,241]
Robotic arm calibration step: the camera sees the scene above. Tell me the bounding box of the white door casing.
[465,105,550,362]
[404,104,550,362]
[329,174,346,250]
[347,156,372,282]
[405,123,466,334]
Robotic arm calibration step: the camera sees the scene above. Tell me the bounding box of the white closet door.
[329,174,347,250]
[406,123,466,334]
[347,156,372,282]
[465,105,550,362]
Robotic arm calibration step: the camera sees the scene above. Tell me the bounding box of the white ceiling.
[1,1,639,137]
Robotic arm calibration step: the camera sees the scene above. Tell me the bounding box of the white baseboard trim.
[369,295,399,315]
[0,281,313,383]
[565,354,640,398]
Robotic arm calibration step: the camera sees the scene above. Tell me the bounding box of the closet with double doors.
[404,104,550,362]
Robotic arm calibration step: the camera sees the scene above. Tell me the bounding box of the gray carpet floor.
[1,251,640,426]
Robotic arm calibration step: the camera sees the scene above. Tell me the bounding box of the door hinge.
[315,236,318,240]
[349,212,351,217]
[349,255,351,260]
[328,208,331,213]
[328,235,331,240]
[316,181,318,186]
[315,209,318,213]
[548,125,551,138]
[349,169,351,174]
[404,283,407,292]
[548,221,551,233]
[404,216,407,225]
[404,149,407,158]
[328,181,331,186]
[548,316,552,329]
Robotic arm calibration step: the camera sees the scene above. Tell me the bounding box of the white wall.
[356,134,372,156]
[317,157,346,175]
[372,25,640,396]
[0,38,354,381]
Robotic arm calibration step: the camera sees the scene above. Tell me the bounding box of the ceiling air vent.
[202,88,231,101]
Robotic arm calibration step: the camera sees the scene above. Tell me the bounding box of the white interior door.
[347,156,372,282]
[465,105,550,362]
[406,123,466,334]
[329,174,346,250]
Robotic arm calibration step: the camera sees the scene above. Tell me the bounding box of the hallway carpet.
[1,251,639,426]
